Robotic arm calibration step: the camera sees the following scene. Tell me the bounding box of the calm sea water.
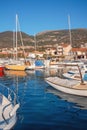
[1,69,87,130]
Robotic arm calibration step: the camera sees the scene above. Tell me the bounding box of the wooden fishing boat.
[67,64,87,74]
[45,65,87,97]
[45,77,87,96]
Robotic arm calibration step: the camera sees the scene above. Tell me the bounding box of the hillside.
[0,31,34,48]
[36,28,87,48]
[0,29,87,49]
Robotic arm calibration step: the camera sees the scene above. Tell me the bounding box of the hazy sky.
[0,0,87,35]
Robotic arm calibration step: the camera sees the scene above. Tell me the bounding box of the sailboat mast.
[68,15,72,47]
[17,15,27,61]
[34,34,36,52]
[15,14,18,61]
[13,30,15,60]
[34,34,37,58]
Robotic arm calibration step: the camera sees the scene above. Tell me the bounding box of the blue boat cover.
[35,60,44,66]
[83,73,87,81]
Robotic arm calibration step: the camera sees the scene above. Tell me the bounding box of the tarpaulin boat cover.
[35,60,45,66]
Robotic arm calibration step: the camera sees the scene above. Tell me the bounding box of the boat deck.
[46,77,87,90]
[73,83,87,90]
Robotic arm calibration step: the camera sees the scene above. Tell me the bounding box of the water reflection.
[3,68,87,111]
[4,70,27,77]
[1,68,87,130]
[46,87,87,110]
[44,68,63,77]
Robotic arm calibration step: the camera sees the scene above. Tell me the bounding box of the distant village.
[0,42,87,61]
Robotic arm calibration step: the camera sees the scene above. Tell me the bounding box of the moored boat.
[0,83,19,129]
[5,14,27,71]
[5,64,27,71]
[45,76,87,96]
[0,65,5,72]
[62,72,83,81]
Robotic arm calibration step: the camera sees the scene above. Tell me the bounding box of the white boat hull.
[0,83,20,130]
[45,77,87,97]
[3,115,17,130]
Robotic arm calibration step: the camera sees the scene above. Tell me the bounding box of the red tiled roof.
[71,48,87,52]
[61,44,69,47]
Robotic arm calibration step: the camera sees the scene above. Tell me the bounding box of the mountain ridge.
[0,28,87,49]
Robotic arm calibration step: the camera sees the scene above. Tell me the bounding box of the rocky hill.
[0,31,34,48]
[0,29,87,49]
[36,28,87,48]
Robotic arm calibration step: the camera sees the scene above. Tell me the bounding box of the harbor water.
[1,68,87,130]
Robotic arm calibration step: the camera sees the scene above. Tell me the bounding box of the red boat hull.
[0,66,5,71]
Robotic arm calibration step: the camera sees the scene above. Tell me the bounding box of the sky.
[0,0,87,35]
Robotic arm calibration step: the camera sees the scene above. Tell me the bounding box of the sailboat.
[5,63,27,71]
[5,14,28,71]
[25,34,46,70]
[0,83,19,129]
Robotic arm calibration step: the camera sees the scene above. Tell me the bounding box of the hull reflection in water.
[1,68,87,130]
[46,87,87,109]
[4,70,27,77]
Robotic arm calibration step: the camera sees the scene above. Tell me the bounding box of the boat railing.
[0,83,19,106]
[0,83,19,126]
[2,101,19,125]
[2,102,12,124]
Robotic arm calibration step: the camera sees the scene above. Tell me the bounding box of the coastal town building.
[71,47,87,59]
[0,43,87,60]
